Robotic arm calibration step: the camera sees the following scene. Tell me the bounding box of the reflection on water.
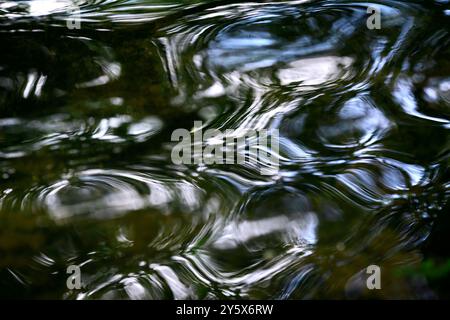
[0,0,449,299]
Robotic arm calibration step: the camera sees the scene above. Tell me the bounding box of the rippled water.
[0,0,449,299]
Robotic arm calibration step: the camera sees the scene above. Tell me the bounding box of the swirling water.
[0,0,449,299]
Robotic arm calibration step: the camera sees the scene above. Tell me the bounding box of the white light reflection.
[213,212,318,250]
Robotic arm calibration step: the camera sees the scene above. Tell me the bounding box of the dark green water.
[0,0,449,299]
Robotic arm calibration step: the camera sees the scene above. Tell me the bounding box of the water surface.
[0,0,449,299]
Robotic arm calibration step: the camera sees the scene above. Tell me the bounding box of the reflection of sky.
[38,169,202,220]
[1,0,183,23]
[28,0,71,16]
[277,56,353,86]
[213,212,318,250]
[208,29,338,72]
[394,77,450,125]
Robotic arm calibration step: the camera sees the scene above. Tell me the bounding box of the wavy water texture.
[0,0,449,299]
